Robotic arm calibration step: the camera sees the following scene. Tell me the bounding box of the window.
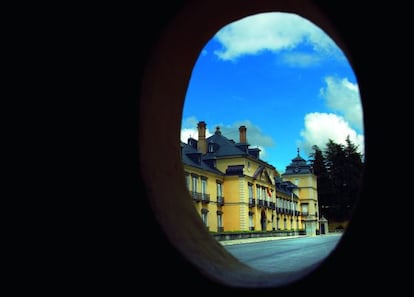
[249,212,254,230]
[201,177,207,201]
[217,213,223,230]
[191,174,198,194]
[185,173,190,190]
[302,203,309,216]
[217,182,222,198]
[248,183,254,205]
[201,209,208,226]
[217,182,223,205]
[208,142,214,153]
[256,185,261,200]
[248,183,253,199]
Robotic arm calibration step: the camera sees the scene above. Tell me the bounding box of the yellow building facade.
[281,149,319,236]
[181,121,319,235]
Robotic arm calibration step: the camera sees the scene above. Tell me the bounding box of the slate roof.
[204,129,248,157]
[181,126,275,175]
[181,141,223,176]
[282,148,313,176]
[274,176,298,198]
[225,165,245,176]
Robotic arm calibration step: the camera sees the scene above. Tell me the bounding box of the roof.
[181,125,276,176]
[205,128,248,157]
[282,148,313,176]
[275,178,298,197]
[181,141,224,176]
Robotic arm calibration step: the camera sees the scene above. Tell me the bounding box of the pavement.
[218,235,304,246]
[218,233,343,246]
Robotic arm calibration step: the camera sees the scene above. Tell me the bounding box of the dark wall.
[30,0,405,294]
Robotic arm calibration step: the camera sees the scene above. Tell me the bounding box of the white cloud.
[181,116,199,130]
[298,112,364,157]
[319,76,363,131]
[180,128,208,143]
[220,120,275,147]
[180,116,213,143]
[280,52,322,67]
[213,12,341,63]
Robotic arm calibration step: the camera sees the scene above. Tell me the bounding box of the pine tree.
[309,137,364,223]
[309,144,335,221]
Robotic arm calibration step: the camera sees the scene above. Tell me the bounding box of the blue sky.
[181,12,364,174]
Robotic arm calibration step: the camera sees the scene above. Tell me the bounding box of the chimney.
[239,125,247,143]
[197,121,207,154]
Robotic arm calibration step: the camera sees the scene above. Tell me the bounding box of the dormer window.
[187,137,197,149]
[208,142,214,153]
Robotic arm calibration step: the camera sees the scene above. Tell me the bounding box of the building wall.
[184,156,318,234]
[215,157,247,174]
[283,174,319,234]
[183,166,224,232]
[221,175,243,231]
[276,190,301,230]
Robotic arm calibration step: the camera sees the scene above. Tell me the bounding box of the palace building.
[181,121,320,235]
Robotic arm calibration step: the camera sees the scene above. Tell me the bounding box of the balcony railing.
[190,191,201,202]
[275,207,301,215]
[217,196,224,206]
[190,191,211,203]
[248,198,255,207]
[201,193,210,204]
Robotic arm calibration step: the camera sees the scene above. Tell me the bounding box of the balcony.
[248,198,255,207]
[190,191,201,202]
[217,196,224,206]
[201,193,210,204]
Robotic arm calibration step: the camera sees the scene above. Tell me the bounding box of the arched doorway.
[261,209,267,231]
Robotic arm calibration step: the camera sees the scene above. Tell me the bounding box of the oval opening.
[181,12,364,275]
[139,1,365,289]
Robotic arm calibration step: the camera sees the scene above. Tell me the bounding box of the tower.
[282,148,319,236]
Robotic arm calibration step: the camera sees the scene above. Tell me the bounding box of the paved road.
[222,233,342,273]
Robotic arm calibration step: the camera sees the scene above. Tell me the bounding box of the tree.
[342,135,364,219]
[309,137,364,222]
[309,145,333,218]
